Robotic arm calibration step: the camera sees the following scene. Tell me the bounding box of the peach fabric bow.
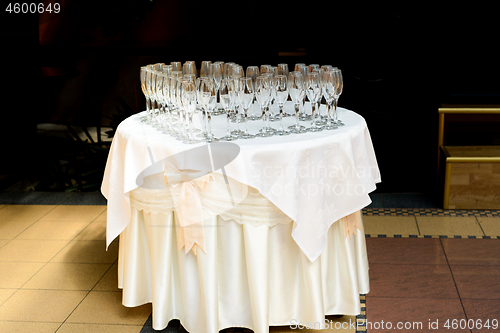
[342,211,362,240]
[163,163,213,255]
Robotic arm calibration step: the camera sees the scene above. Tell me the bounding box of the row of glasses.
[139,61,345,143]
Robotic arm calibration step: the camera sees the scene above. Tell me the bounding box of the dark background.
[1,1,499,195]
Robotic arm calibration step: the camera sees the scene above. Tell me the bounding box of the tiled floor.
[0,195,498,333]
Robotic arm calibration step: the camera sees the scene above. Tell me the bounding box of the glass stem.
[294,103,300,129]
[311,103,316,127]
[261,106,267,132]
[226,111,231,136]
[207,111,212,139]
[333,98,338,122]
[327,102,332,125]
[244,108,249,134]
[279,105,284,131]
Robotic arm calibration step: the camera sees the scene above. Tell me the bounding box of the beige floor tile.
[93,263,119,291]
[57,323,143,333]
[74,221,106,241]
[416,216,484,236]
[0,239,69,262]
[270,315,357,332]
[0,205,55,222]
[477,217,500,236]
[50,240,119,264]
[0,262,44,288]
[0,322,60,333]
[0,220,35,239]
[0,289,17,306]
[0,289,87,322]
[40,205,106,222]
[15,221,90,240]
[362,215,419,235]
[0,239,9,248]
[22,262,112,291]
[67,291,151,325]
[95,209,107,222]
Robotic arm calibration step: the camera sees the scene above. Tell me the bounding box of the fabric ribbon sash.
[341,211,362,240]
[163,162,213,255]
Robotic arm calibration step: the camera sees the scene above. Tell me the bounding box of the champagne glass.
[238,77,255,139]
[211,62,224,115]
[154,71,165,129]
[296,64,310,121]
[228,75,243,137]
[140,66,150,122]
[255,75,273,137]
[181,80,200,144]
[200,79,218,142]
[161,72,174,134]
[146,69,158,124]
[274,75,290,136]
[305,72,322,132]
[321,70,339,130]
[171,74,184,139]
[200,61,212,77]
[288,71,307,134]
[333,69,344,126]
[246,66,260,120]
[218,78,235,141]
[196,77,209,139]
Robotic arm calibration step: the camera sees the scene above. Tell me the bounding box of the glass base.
[288,124,306,129]
[256,131,273,137]
[276,129,291,136]
[307,127,323,132]
[205,137,218,143]
[323,124,338,130]
[240,133,255,139]
[219,135,235,141]
[290,127,308,134]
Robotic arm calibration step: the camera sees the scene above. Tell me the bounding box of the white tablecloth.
[102,102,381,262]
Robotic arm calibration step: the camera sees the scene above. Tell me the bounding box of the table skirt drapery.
[118,188,369,333]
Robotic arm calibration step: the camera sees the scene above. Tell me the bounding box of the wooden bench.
[438,106,500,209]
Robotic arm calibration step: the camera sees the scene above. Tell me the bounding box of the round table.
[101,102,381,332]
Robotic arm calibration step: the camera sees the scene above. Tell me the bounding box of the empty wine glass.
[255,75,273,137]
[200,79,218,142]
[333,69,344,126]
[321,70,339,130]
[246,66,260,120]
[181,80,200,144]
[274,75,290,136]
[196,77,209,139]
[140,66,150,122]
[228,75,243,137]
[218,78,235,141]
[146,69,158,124]
[305,72,322,132]
[161,72,174,134]
[288,71,307,134]
[211,62,224,115]
[238,77,255,139]
[296,64,310,121]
